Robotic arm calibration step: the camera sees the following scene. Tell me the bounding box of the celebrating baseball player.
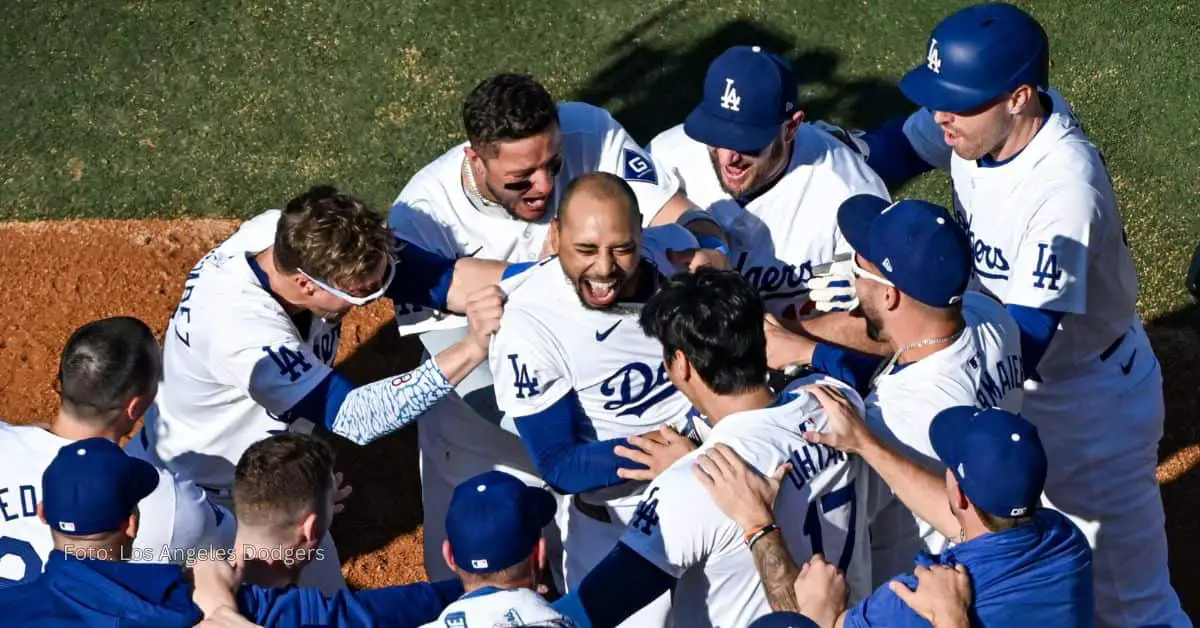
[388,72,727,581]
[0,316,233,588]
[764,195,1024,582]
[646,45,890,323]
[132,185,515,593]
[818,3,1186,625]
[551,268,879,628]
[487,173,704,626]
[422,470,569,627]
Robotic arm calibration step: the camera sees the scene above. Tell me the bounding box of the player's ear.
[785,111,805,140]
[299,511,319,547]
[442,540,457,572]
[125,509,140,539]
[1008,86,1033,115]
[36,502,46,525]
[535,536,547,571]
[126,394,151,424]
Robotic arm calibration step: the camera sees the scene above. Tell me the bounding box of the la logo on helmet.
[926,38,942,73]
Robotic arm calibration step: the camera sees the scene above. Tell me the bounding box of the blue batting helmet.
[900,3,1050,113]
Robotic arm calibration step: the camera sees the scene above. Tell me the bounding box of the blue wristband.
[697,235,730,257]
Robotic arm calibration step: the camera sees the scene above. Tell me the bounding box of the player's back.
[621,384,875,628]
[647,123,889,321]
[419,587,566,628]
[0,424,233,587]
[149,209,339,494]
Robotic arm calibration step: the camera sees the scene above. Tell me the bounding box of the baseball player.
[551,268,879,628]
[488,173,704,626]
[388,72,728,581]
[763,195,1024,584]
[131,185,513,594]
[819,4,1186,625]
[645,45,891,323]
[0,317,233,589]
[421,470,570,628]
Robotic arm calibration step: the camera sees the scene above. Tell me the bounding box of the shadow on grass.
[575,14,912,144]
[1145,301,1200,616]
[320,322,427,567]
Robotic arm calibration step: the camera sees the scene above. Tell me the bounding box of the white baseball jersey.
[488,255,696,510]
[389,101,682,331]
[620,381,878,628]
[145,210,339,494]
[0,424,235,585]
[646,123,890,321]
[901,89,1140,384]
[861,291,1023,565]
[421,587,571,628]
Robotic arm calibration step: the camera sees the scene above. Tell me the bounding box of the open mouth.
[581,276,620,306]
[722,163,750,184]
[523,197,547,212]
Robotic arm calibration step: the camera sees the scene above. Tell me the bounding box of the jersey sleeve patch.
[623,147,659,184]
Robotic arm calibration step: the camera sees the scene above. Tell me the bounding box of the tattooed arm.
[749,528,803,612]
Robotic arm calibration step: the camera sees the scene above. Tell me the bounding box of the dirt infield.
[1,218,1198,610]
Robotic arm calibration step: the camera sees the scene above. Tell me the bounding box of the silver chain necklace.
[462,156,503,212]
[871,328,965,386]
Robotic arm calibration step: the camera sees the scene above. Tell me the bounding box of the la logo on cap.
[926,38,942,73]
[720,78,741,111]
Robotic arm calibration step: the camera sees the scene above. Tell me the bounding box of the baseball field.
[2,0,1198,614]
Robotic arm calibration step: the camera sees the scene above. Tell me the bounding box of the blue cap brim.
[928,405,979,473]
[130,458,161,503]
[684,105,781,154]
[836,194,892,262]
[899,65,996,114]
[529,486,557,530]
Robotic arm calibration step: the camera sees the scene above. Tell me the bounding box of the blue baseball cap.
[749,612,820,628]
[837,195,973,308]
[930,406,1048,518]
[42,437,160,536]
[445,471,557,574]
[899,3,1050,113]
[684,46,798,154]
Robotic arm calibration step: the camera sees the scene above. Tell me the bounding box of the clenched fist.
[464,284,505,354]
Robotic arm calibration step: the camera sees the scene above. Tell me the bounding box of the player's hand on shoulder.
[764,314,814,370]
[794,553,849,628]
[464,284,506,354]
[692,443,789,534]
[332,471,353,516]
[802,384,872,454]
[614,424,697,481]
[888,564,973,628]
[190,554,244,618]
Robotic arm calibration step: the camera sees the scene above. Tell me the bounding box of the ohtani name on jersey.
[600,361,679,419]
[974,353,1025,408]
[0,484,38,522]
[786,440,846,492]
[954,211,1010,280]
[732,251,814,300]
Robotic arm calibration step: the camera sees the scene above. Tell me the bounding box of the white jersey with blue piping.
[619,379,879,628]
[487,245,697,508]
[646,122,890,322]
[143,210,340,494]
[901,89,1141,383]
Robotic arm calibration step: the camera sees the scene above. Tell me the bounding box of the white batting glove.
[809,255,859,313]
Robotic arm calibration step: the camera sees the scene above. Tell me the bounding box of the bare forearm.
[859,438,958,538]
[795,312,889,356]
[432,340,488,387]
[444,259,507,312]
[751,531,802,613]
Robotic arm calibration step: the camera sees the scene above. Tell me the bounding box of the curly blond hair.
[272,186,392,289]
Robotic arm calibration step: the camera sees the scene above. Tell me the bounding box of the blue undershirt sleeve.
[514,390,648,495]
[1005,304,1064,382]
[810,342,885,396]
[861,116,936,190]
[552,542,676,628]
[503,261,536,279]
[385,239,458,311]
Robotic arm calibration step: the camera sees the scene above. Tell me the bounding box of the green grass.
[2,0,1196,317]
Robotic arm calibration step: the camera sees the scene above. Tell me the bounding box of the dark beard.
[865,314,884,342]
